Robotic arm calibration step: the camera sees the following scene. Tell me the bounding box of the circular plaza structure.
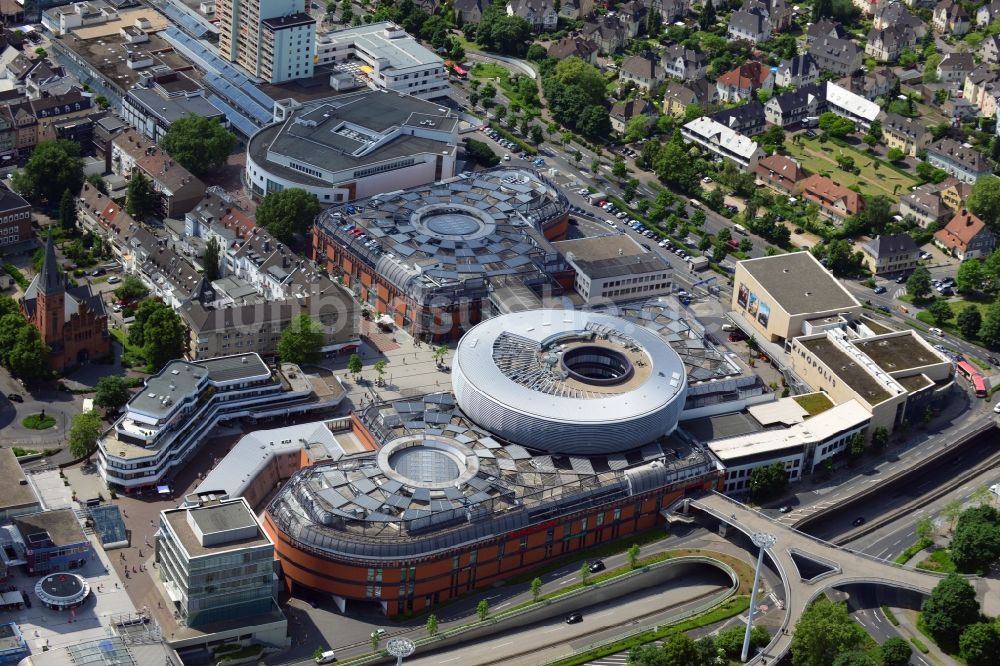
[452,310,687,455]
[34,572,90,610]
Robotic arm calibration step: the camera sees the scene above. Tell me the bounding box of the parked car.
[107,276,121,284]
[7,393,23,403]
[994,402,1000,414]
[778,505,791,513]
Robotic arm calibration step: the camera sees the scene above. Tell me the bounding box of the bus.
[956,361,988,398]
[444,60,467,78]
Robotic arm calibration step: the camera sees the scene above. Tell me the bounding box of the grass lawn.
[914,297,993,358]
[784,137,918,199]
[916,548,956,573]
[793,392,834,416]
[470,62,542,119]
[21,413,55,430]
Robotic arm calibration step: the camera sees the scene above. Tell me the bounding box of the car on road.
[895,275,906,283]
[852,517,866,527]
[994,402,1000,414]
[589,560,605,573]
[533,158,545,166]
[371,628,387,639]
[872,286,886,294]
[503,153,510,161]
[90,268,105,277]
[107,276,121,284]
[7,393,23,403]
[315,650,336,664]
[877,305,892,313]
[920,251,932,260]
[988,356,1000,366]
[566,612,583,624]
[577,188,588,195]
[778,505,791,513]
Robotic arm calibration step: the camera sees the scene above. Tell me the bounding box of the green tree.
[59,189,77,231]
[942,499,963,531]
[979,297,1000,348]
[906,266,933,302]
[818,112,856,138]
[956,259,987,294]
[886,147,905,162]
[878,637,911,666]
[160,115,236,177]
[951,518,1000,574]
[425,613,438,636]
[433,345,448,366]
[790,597,867,666]
[347,353,363,375]
[580,561,590,585]
[255,188,321,243]
[476,599,489,621]
[813,0,833,20]
[85,173,108,195]
[277,314,324,365]
[114,275,148,302]
[370,631,378,654]
[921,573,982,651]
[715,625,770,659]
[94,376,130,411]
[94,95,110,109]
[141,304,188,370]
[660,634,701,666]
[10,139,83,204]
[958,304,983,339]
[373,358,387,385]
[612,157,628,180]
[927,298,953,325]
[624,115,649,143]
[748,462,787,504]
[968,174,1000,232]
[0,314,25,368]
[699,0,716,31]
[7,325,49,379]
[960,622,1000,666]
[530,577,542,602]
[125,171,155,221]
[68,410,103,461]
[848,432,865,459]
[916,516,934,541]
[832,651,877,666]
[202,237,221,282]
[628,543,641,569]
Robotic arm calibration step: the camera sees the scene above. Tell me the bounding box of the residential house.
[583,15,628,53]
[900,185,951,228]
[799,174,864,222]
[617,1,647,38]
[657,0,689,22]
[945,97,978,121]
[0,106,15,160]
[825,81,882,129]
[23,60,68,100]
[874,2,925,31]
[610,98,655,134]
[507,0,558,32]
[746,0,793,32]
[454,0,488,24]
[904,0,937,10]
[853,0,885,15]
[557,0,594,20]
[865,26,919,63]
[716,61,774,103]
[662,44,706,82]
[860,233,920,276]
[663,79,718,116]
[934,209,997,259]
[938,178,974,211]
[937,52,974,84]
[807,19,848,43]
[933,0,970,35]
[882,111,931,156]
[977,0,1000,27]
[681,117,764,170]
[755,154,806,194]
[709,101,766,136]
[809,36,863,76]
[727,9,770,44]
[774,54,820,88]
[111,129,207,217]
[547,35,599,65]
[963,64,1000,109]
[764,83,827,126]
[838,67,898,100]
[926,138,992,184]
[619,55,664,91]
[980,35,1000,64]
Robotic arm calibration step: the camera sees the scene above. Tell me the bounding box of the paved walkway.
[686,492,973,664]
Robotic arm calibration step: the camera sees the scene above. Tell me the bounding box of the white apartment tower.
[217,0,316,83]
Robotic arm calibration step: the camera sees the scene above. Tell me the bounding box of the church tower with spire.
[19,228,111,369]
[34,230,65,347]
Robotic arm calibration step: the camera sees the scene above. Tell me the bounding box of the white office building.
[315,22,449,99]
[217,0,315,82]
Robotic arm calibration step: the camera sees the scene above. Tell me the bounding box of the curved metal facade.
[452,310,687,454]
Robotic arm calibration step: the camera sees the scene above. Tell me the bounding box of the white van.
[928,327,943,336]
[733,224,748,236]
[316,650,336,664]
[722,324,736,332]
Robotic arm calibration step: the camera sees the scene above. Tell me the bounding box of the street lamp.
[386,637,415,666]
[742,532,777,663]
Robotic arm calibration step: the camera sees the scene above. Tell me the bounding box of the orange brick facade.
[262,474,720,616]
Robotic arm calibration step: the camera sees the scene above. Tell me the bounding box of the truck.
[587,192,607,205]
[688,256,709,271]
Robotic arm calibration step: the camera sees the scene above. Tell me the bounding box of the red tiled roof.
[935,209,988,251]
[799,174,863,216]
[718,62,771,89]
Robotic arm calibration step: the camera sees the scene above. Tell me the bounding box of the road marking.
[560,579,573,585]
[495,641,513,648]
[440,657,461,663]
[544,626,563,633]
[497,602,510,609]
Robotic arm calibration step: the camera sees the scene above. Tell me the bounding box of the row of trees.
[790,597,911,666]
[628,626,770,666]
[127,300,188,371]
[541,57,611,141]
